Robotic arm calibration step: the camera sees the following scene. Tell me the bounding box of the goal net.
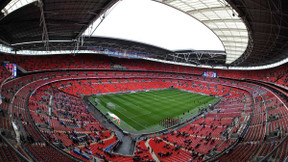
[94,98,100,103]
[107,102,116,109]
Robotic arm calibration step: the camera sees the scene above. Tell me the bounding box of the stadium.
[0,0,288,161]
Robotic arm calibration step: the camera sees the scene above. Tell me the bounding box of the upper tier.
[0,53,287,88]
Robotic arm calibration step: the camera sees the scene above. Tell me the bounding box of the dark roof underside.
[229,0,288,66]
[0,0,116,43]
[0,0,288,67]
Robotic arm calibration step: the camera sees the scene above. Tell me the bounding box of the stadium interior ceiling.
[0,0,288,69]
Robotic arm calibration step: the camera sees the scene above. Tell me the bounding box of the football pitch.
[89,89,218,133]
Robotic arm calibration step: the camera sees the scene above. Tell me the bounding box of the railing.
[24,86,84,161]
[205,88,256,161]
[260,135,288,162]
[0,133,30,162]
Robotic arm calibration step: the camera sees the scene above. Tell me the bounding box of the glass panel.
[163,0,249,64]
[83,0,224,51]
[1,0,37,16]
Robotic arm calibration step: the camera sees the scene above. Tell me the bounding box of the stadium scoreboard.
[203,71,217,78]
[3,63,17,78]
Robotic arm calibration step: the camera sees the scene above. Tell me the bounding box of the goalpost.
[94,98,100,103]
[107,102,116,109]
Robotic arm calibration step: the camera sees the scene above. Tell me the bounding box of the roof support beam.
[251,22,288,31]
[187,6,231,14]
[211,28,247,32]
[0,37,10,46]
[202,19,242,23]
[218,35,248,39]
[223,44,247,49]
[0,0,11,12]
[0,0,11,20]
[75,0,120,40]
[11,40,75,46]
[38,0,49,51]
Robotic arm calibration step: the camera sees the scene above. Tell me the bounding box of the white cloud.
[84,0,224,51]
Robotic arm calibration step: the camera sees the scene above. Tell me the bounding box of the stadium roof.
[159,0,249,64]
[0,0,117,43]
[0,0,287,69]
[83,0,225,53]
[159,0,288,67]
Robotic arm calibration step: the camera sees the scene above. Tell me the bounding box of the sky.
[83,0,224,51]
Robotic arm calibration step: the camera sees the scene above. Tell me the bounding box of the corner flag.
[107,112,120,125]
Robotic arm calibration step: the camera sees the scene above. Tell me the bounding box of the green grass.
[89,88,218,133]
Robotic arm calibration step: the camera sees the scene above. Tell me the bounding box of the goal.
[107,102,116,109]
